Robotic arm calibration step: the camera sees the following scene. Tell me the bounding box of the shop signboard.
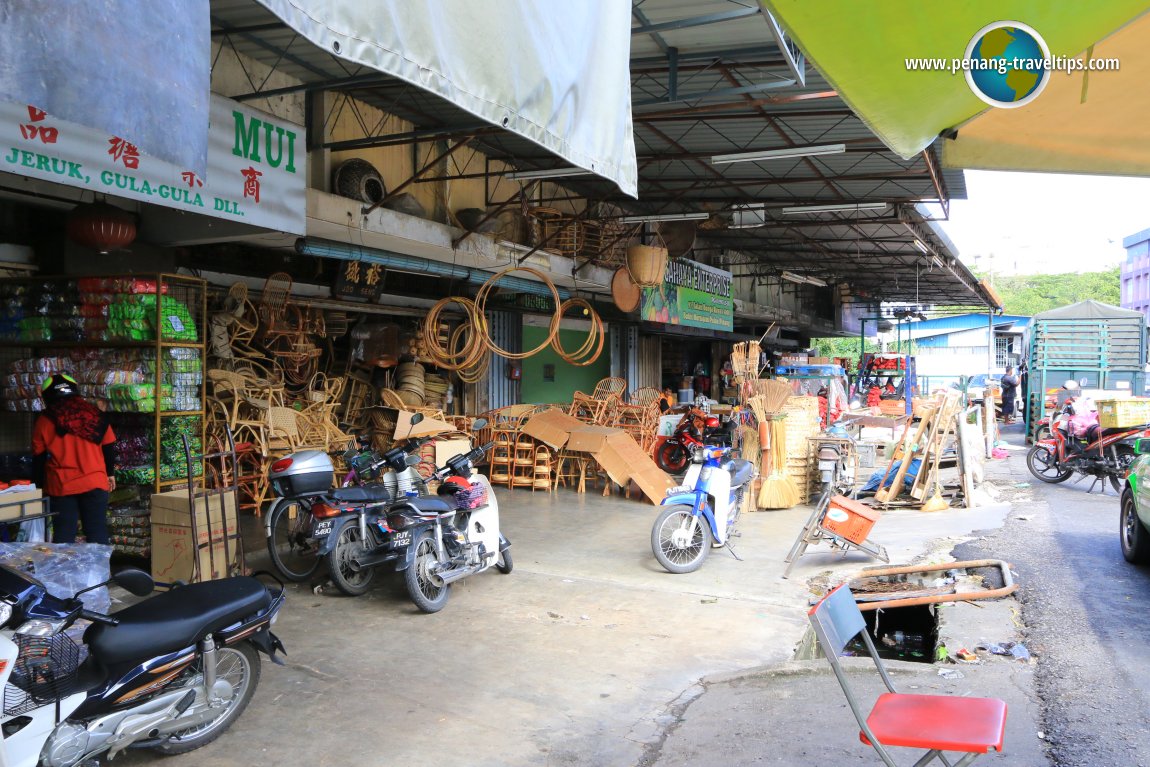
[0,94,305,235]
[333,260,386,301]
[640,258,733,332]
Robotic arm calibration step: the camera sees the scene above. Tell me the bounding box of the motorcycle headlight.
[0,602,11,628]
[15,618,65,637]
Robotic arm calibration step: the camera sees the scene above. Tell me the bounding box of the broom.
[759,378,793,413]
[758,416,800,509]
[920,425,951,512]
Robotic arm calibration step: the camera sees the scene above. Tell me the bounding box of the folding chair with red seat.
[808,584,1008,767]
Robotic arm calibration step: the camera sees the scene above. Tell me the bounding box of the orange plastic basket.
[821,495,882,545]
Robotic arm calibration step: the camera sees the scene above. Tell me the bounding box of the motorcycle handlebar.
[80,609,119,626]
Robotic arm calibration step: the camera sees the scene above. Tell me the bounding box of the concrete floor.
[118,479,1017,767]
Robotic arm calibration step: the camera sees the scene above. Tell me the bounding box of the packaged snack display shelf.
[0,273,207,492]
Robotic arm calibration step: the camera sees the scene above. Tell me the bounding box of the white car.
[953,374,1002,404]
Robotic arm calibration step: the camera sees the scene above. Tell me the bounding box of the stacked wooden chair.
[569,377,627,424]
[613,386,662,453]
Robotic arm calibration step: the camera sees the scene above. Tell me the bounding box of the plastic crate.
[856,442,878,468]
[820,495,881,545]
[1097,398,1150,429]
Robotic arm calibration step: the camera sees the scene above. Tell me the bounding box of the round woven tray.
[611,267,641,313]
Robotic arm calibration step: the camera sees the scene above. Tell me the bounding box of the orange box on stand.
[820,495,881,545]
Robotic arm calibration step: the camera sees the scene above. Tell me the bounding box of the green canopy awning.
[760,1,1150,167]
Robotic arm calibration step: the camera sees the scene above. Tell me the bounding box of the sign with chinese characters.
[0,94,305,235]
[334,260,386,301]
[640,258,733,332]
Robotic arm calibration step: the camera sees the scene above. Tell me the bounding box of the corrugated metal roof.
[209,0,986,305]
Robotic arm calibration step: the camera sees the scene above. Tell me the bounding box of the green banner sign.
[641,258,733,331]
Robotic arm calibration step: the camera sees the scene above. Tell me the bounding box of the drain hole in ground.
[793,604,939,664]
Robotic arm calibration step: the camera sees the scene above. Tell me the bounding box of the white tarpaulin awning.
[0,0,210,174]
[256,0,638,197]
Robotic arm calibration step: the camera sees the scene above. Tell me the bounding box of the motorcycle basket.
[4,633,81,716]
[454,484,488,510]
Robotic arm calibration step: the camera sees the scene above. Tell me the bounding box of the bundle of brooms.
[747,380,799,509]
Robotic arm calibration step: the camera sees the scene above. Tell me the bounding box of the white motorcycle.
[397,439,512,613]
[651,445,756,573]
[0,564,284,766]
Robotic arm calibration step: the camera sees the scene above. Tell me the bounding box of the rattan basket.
[528,207,582,258]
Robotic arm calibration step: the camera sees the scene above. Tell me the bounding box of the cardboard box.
[521,407,584,449]
[150,490,239,583]
[392,410,455,439]
[0,489,44,522]
[592,431,674,505]
[565,425,619,453]
[434,438,472,467]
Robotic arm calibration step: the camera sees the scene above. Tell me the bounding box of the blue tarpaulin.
[862,459,921,493]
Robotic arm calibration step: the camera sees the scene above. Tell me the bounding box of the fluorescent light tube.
[711,143,845,165]
[618,212,711,223]
[913,238,929,254]
[780,202,888,215]
[505,167,594,180]
[781,271,827,287]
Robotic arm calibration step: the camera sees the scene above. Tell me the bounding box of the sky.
[938,170,1150,275]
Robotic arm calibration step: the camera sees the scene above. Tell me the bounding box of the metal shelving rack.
[0,273,207,492]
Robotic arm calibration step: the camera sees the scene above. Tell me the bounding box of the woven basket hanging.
[626,240,669,287]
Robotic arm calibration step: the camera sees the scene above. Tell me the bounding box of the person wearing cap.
[32,373,116,544]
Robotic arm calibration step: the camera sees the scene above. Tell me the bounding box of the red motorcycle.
[1026,399,1150,493]
[655,408,732,473]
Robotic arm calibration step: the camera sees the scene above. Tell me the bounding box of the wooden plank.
[875,404,936,503]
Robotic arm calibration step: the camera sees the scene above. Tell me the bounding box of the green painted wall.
[520,325,611,404]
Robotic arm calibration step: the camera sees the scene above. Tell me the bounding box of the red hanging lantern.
[66,201,137,253]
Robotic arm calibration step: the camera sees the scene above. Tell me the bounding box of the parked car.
[1120,440,1150,563]
[953,374,1002,405]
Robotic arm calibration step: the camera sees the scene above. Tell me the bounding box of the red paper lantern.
[66,201,137,253]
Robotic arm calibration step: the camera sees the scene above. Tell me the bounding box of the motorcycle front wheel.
[405,530,449,613]
[656,442,689,474]
[266,499,321,582]
[326,523,376,596]
[1110,445,1137,493]
[496,535,513,574]
[1026,445,1073,484]
[153,643,261,755]
[651,505,711,574]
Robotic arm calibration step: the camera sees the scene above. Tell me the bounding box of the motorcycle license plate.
[312,519,334,538]
[390,529,412,548]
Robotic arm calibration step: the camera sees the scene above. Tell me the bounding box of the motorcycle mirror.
[112,568,155,597]
[402,411,425,441]
[405,454,422,467]
[471,417,488,430]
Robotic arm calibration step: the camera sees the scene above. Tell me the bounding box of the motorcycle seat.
[85,578,271,666]
[722,458,755,488]
[402,497,457,517]
[330,485,394,503]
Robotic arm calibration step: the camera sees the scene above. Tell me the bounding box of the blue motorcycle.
[651,445,756,573]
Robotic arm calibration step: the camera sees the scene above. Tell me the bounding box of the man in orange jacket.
[32,373,115,544]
